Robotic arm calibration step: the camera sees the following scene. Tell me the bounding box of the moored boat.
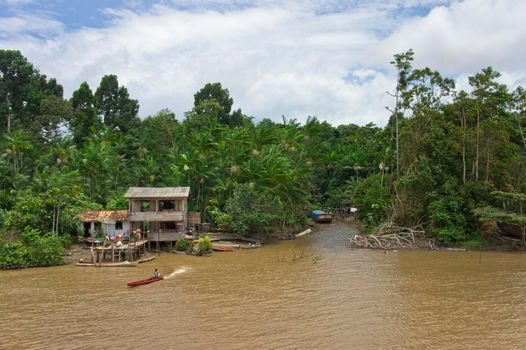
[310,210,333,223]
[212,245,236,252]
[77,261,138,267]
[127,276,164,287]
[497,222,523,238]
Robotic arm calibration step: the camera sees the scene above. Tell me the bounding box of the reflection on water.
[1,222,526,349]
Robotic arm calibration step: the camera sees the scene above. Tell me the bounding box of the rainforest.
[1,48,526,268]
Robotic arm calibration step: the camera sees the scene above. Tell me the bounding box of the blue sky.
[0,0,123,29]
[0,0,441,31]
[1,0,525,126]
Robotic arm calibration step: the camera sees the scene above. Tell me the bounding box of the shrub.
[198,236,212,253]
[189,236,212,256]
[460,235,488,249]
[225,184,279,237]
[208,206,231,230]
[352,174,392,228]
[0,227,65,269]
[429,180,467,244]
[0,241,29,269]
[175,238,190,251]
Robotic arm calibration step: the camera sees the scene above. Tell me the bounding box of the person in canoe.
[152,268,161,278]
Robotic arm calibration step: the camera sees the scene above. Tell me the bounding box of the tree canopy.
[0,49,525,247]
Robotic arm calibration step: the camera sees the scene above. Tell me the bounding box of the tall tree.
[38,96,72,144]
[388,49,414,178]
[468,67,509,180]
[70,82,100,146]
[194,82,237,127]
[94,75,139,133]
[0,50,35,133]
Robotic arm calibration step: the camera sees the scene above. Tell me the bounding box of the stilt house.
[80,210,130,238]
[124,187,190,243]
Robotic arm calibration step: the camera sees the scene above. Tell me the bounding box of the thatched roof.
[80,210,129,223]
[124,187,190,199]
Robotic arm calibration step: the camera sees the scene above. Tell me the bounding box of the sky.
[1,0,526,126]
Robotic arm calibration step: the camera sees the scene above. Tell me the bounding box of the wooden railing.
[129,211,184,222]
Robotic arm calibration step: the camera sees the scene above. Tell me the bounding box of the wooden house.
[80,210,130,238]
[124,187,190,244]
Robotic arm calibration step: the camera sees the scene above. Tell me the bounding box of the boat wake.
[165,267,189,279]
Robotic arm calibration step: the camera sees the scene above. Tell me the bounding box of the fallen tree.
[350,222,436,250]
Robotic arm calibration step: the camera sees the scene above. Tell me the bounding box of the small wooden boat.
[127,276,164,287]
[310,210,333,223]
[77,261,138,267]
[212,245,236,252]
[497,222,522,238]
[137,254,156,264]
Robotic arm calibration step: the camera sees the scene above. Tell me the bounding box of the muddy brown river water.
[1,221,526,349]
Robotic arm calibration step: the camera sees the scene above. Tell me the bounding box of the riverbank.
[348,220,526,252]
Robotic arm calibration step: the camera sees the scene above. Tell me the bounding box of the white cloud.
[380,1,526,73]
[0,13,63,37]
[0,0,525,126]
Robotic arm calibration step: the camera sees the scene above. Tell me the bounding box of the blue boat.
[310,210,333,223]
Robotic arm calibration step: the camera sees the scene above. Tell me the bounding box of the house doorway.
[83,222,92,238]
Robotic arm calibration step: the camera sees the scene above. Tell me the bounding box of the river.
[1,221,526,349]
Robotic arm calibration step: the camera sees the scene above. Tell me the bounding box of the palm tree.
[4,130,32,174]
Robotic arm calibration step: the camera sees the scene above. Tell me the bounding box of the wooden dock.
[92,240,150,264]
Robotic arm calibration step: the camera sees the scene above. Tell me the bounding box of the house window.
[160,200,175,211]
[160,222,177,231]
[115,221,123,230]
[141,201,150,212]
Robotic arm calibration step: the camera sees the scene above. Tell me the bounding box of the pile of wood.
[350,223,436,250]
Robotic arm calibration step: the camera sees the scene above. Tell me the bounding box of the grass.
[459,235,488,249]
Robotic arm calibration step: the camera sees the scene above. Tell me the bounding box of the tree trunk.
[516,114,526,150]
[395,111,399,179]
[475,109,480,181]
[52,205,56,235]
[391,71,402,179]
[56,204,60,235]
[6,94,12,133]
[486,146,490,183]
[462,108,467,184]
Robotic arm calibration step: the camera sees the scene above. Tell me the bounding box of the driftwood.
[350,223,436,250]
[295,229,312,238]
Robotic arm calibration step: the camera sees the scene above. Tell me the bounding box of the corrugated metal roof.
[124,187,190,199]
[80,210,129,223]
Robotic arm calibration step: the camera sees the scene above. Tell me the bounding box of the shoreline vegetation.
[1,48,525,270]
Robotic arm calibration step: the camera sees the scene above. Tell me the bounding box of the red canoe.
[127,276,163,287]
[212,245,236,252]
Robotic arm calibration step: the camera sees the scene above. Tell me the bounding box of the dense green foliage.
[0,48,525,262]
[0,228,65,269]
[175,238,190,251]
[472,191,526,244]
[188,236,212,255]
[220,183,280,237]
